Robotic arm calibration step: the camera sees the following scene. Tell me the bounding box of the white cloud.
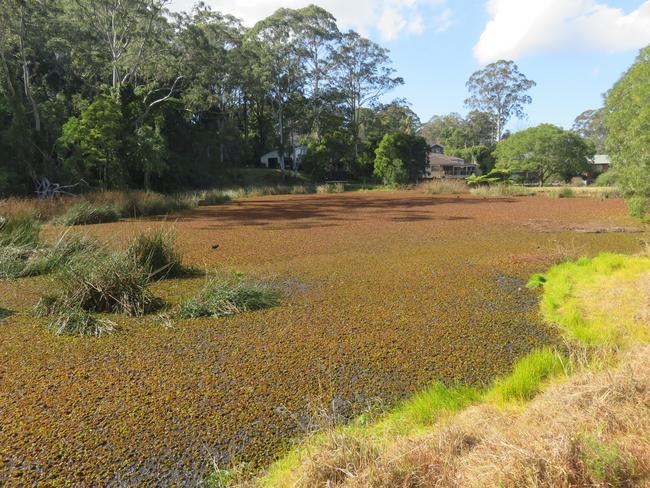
[474,0,650,64]
[168,0,450,41]
[434,7,453,33]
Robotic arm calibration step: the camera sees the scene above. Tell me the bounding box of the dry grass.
[420,179,470,195]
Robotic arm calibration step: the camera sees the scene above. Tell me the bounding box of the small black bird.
[212,244,220,250]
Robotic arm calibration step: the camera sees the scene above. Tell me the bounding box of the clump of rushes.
[48,307,118,337]
[56,202,120,226]
[127,228,183,279]
[21,233,99,277]
[179,276,280,319]
[45,250,160,316]
[0,214,40,247]
[0,215,41,278]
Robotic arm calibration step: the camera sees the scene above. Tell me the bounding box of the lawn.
[0,191,645,485]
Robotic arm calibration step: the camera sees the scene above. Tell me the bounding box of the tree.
[246,9,306,174]
[465,60,536,141]
[493,124,593,186]
[604,46,650,217]
[373,132,428,185]
[58,94,125,189]
[573,108,607,153]
[329,31,403,162]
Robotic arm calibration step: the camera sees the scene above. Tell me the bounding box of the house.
[590,154,611,174]
[423,144,480,179]
[259,146,308,170]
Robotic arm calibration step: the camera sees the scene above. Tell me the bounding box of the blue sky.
[170,0,650,132]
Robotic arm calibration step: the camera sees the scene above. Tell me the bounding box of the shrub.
[0,215,40,247]
[48,307,118,337]
[45,250,160,316]
[127,229,183,279]
[555,187,575,198]
[56,202,120,226]
[627,195,648,219]
[178,277,280,319]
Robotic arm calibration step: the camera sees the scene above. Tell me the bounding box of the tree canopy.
[465,60,535,141]
[604,46,650,216]
[493,124,594,185]
[373,132,428,185]
[0,1,404,195]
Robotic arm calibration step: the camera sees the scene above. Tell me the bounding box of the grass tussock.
[179,277,280,319]
[421,179,469,195]
[41,250,160,316]
[56,202,120,226]
[127,228,184,279]
[0,214,40,247]
[48,307,118,337]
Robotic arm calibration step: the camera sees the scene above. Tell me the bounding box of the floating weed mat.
[48,308,118,337]
[178,276,281,319]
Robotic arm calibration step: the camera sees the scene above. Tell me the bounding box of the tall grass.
[0,215,40,247]
[55,202,120,226]
[422,179,470,195]
[470,184,536,197]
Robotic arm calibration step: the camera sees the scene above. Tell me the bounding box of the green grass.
[0,214,40,247]
[532,253,650,347]
[487,347,567,404]
[178,277,281,319]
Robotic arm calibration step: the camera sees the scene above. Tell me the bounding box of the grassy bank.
[249,252,650,487]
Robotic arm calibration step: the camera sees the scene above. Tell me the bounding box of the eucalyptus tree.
[175,5,244,166]
[328,31,403,161]
[246,9,307,173]
[290,5,340,139]
[465,59,536,141]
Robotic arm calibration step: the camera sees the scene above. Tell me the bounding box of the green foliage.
[373,133,428,185]
[494,124,594,185]
[604,46,650,216]
[595,170,617,187]
[627,195,648,219]
[179,277,280,319]
[58,95,125,189]
[56,202,120,226]
[488,348,566,403]
[578,434,638,485]
[127,229,184,279]
[48,307,118,337]
[21,233,99,277]
[466,168,513,187]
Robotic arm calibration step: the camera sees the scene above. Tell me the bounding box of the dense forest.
[0,0,422,194]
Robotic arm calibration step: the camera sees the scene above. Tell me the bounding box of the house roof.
[593,154,611,166]
[428,153,477,167]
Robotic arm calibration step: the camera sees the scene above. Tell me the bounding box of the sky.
[169,0,650,132]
